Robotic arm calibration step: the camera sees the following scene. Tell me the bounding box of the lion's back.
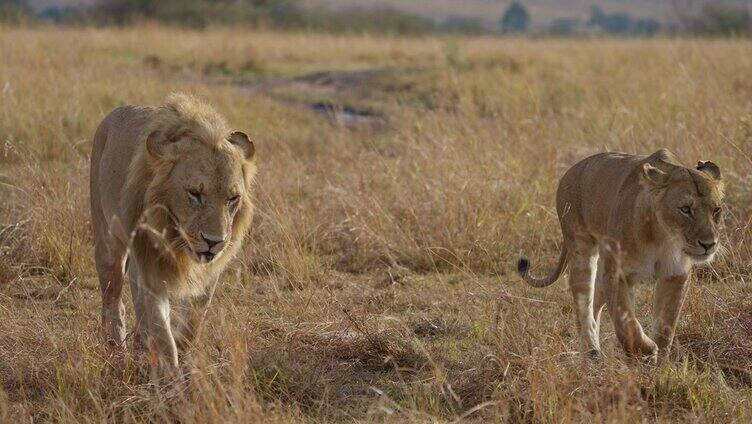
[90,105,155,244]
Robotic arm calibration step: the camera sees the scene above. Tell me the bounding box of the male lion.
[90,93,256,370]
[518,149,723,360]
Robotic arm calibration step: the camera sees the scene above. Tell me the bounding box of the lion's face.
[167,147,245,263]
[644,161,724,264]
[147,130,255,264]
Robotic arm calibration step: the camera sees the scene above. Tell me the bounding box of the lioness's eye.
[187,189,202,204]
[679,206,692,216]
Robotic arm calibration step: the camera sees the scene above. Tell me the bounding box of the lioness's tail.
[517,246,568,288]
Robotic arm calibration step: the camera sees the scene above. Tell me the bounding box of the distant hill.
[25,0,673,19]
[27,0,752,32]
[301,0,750,29]
[302,0,668,27]
[29,0,96,10]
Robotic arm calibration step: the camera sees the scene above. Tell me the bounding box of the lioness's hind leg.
[95,240,126,348]
[568,242,600,355]
[593,258,608,344]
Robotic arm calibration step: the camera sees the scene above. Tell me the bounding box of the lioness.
[518,149,723,360]
[90,93,256,370]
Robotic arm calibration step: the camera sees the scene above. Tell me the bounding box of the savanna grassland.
[2,26,752,423]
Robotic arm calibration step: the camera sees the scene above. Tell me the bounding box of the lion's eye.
[713,207,722,221]
[228,195,240,209]
[187,189,203,205]
[679,206,692,216]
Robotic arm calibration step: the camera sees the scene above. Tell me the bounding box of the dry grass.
[2,25,752,422]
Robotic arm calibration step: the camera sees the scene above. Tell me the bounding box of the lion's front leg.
[651,273,690,357]
[130,260,180,373]
[137,289,180,373]
[173,277,220,351]
[95,239,127,349]
[603,257,658,360]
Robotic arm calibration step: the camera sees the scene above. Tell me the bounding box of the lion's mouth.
[683,249,714,262]
[185,246,217,264]
[198,251,216,263]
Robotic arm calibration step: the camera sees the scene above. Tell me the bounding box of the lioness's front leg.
[603,256,658,359]
[652,273,690,356]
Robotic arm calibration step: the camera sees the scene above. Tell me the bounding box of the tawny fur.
[518,149,724,361]
[90,93,256,371]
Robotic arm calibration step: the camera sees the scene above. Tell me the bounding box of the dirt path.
[230,69,390,125]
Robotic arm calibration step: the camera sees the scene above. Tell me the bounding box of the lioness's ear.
[652,148,678,165]
[697,160,721,180]
[642,163,668,187]
[228,131,255,160]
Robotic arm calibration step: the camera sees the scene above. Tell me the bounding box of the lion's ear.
[642,163,668,187]
[228,131,255,161]
[697,160,721,180]
[146,130,168,158]
[146,130,185,158]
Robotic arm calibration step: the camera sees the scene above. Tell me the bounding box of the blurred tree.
[0,0,32,23]
[441,15,487,34]
[96,0,156,24]
[88,0,435,34]
[697,3,750,36]
[670,1,750,36]
[93,0,278,26]
[588,5,606,26]
[588,6,633,34]
[38,6,74,23]
[499,2,530,34]
[587,5,662,36]
[548,18,579,35]
[633,18,660,36]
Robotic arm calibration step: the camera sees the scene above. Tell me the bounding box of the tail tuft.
[517,257,530,276]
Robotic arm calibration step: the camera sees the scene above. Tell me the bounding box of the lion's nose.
[698,239,717,253]
[200,232,225,250]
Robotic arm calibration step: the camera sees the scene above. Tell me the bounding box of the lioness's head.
[642,152,724,263]
[141,93,256,265]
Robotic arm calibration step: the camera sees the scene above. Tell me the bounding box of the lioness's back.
[556,151,655,236]
[519,148,724,360]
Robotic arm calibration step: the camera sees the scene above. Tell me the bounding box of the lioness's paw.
[620,332,657,356]
[626,337,658,364]
[585,348,603,361]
